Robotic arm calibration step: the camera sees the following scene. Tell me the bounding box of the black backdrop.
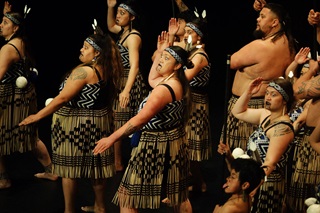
[1,0,317,154]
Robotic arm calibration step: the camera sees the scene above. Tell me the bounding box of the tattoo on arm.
[298,78,320,98]
[120,123,140,140]
[69,68,87,81]
[272,124,292,137]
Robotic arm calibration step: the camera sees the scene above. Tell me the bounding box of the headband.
[165,47,184,65]
[186,23,203,37]
[4,13,20,25]
[268,81,289,102]
[119,3,137,16]
[85,37,102,52]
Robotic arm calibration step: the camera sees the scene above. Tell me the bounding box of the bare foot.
[34,172,58,181]
[81,206,105,213]
[0,179,11,189]
[162,197,171,204]
[81,206,94,212]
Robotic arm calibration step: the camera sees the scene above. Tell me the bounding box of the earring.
[92,56,97,62]
[196,40,202,49]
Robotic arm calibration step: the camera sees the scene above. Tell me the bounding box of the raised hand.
[3,1,12,14]
[157,31,170,52]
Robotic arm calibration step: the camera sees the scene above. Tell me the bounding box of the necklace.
[156,72,175,86]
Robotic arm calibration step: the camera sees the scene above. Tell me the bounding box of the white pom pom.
[239,154,250,159]
[232,148,244,159]
[305,197,318,207]
[16,76,28,88]
[307,204,320,213]
[45,98,53,106]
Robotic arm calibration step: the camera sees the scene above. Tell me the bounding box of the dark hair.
[269,78,294,112]
[165,46,193,126]
[231,158,265,194]
[263,3,296,56]
[176,9,196,23]
[74,32,123,108]
[119,0,143,32]
[3,11,35,75]
[188,16,208,45]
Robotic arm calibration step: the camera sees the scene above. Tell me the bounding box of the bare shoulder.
[218,200,250,213]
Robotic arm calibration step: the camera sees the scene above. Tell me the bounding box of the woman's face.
[157,51,177,77]
[0,16,16,39]
[264,87,285,111]
[184,26,199,46]
[79,40,97,63]
[116,8,131,27]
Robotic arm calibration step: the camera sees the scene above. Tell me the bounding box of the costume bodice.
[189,52,211,89]
[140,84,185,131]
[1,43,26,83]
[116,32,141,69]
[247,115,293,170]
[59,66,108,109]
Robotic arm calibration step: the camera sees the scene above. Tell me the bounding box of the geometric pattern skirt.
[0,83,38,155]
[51,106,115,179]
[286,125,320,212]
[252,171,285,213]
[186,92,211,161]
[112,126,190,209]
[220,94,264,151]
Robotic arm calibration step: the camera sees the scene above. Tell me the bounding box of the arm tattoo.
[120,122,140,140]
[297,78,320,98]
[69,68,87,81]
[272,124,292,137]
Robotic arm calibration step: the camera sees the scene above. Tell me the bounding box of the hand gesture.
[248,77,263,96]
[295,47,310,65]
[19,114,39,126]
[119,90,130,108]
[253,0,266,12]
[157,31,170,52]
[168,18,179,37]
[217,140,231,157]
[308,9,320,26]
[107,0,117,8]
[93,137,113,155]
[3,1,11,14]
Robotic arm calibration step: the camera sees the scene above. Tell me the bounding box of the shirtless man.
[220,3,296,151]
[213,158,265,213]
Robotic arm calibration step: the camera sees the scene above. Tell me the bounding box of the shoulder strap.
[7,43,22,59]
[191,52,209,62]
[160,84,176,102]
[120,32,141,45]
[261,115,271,126]
[92,66,102,81]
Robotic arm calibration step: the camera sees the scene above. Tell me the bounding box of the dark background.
[1,0,317,167]
[0,1,319,212]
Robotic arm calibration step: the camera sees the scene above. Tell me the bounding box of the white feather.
[194,7,199,17]
[202,10,206,18]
